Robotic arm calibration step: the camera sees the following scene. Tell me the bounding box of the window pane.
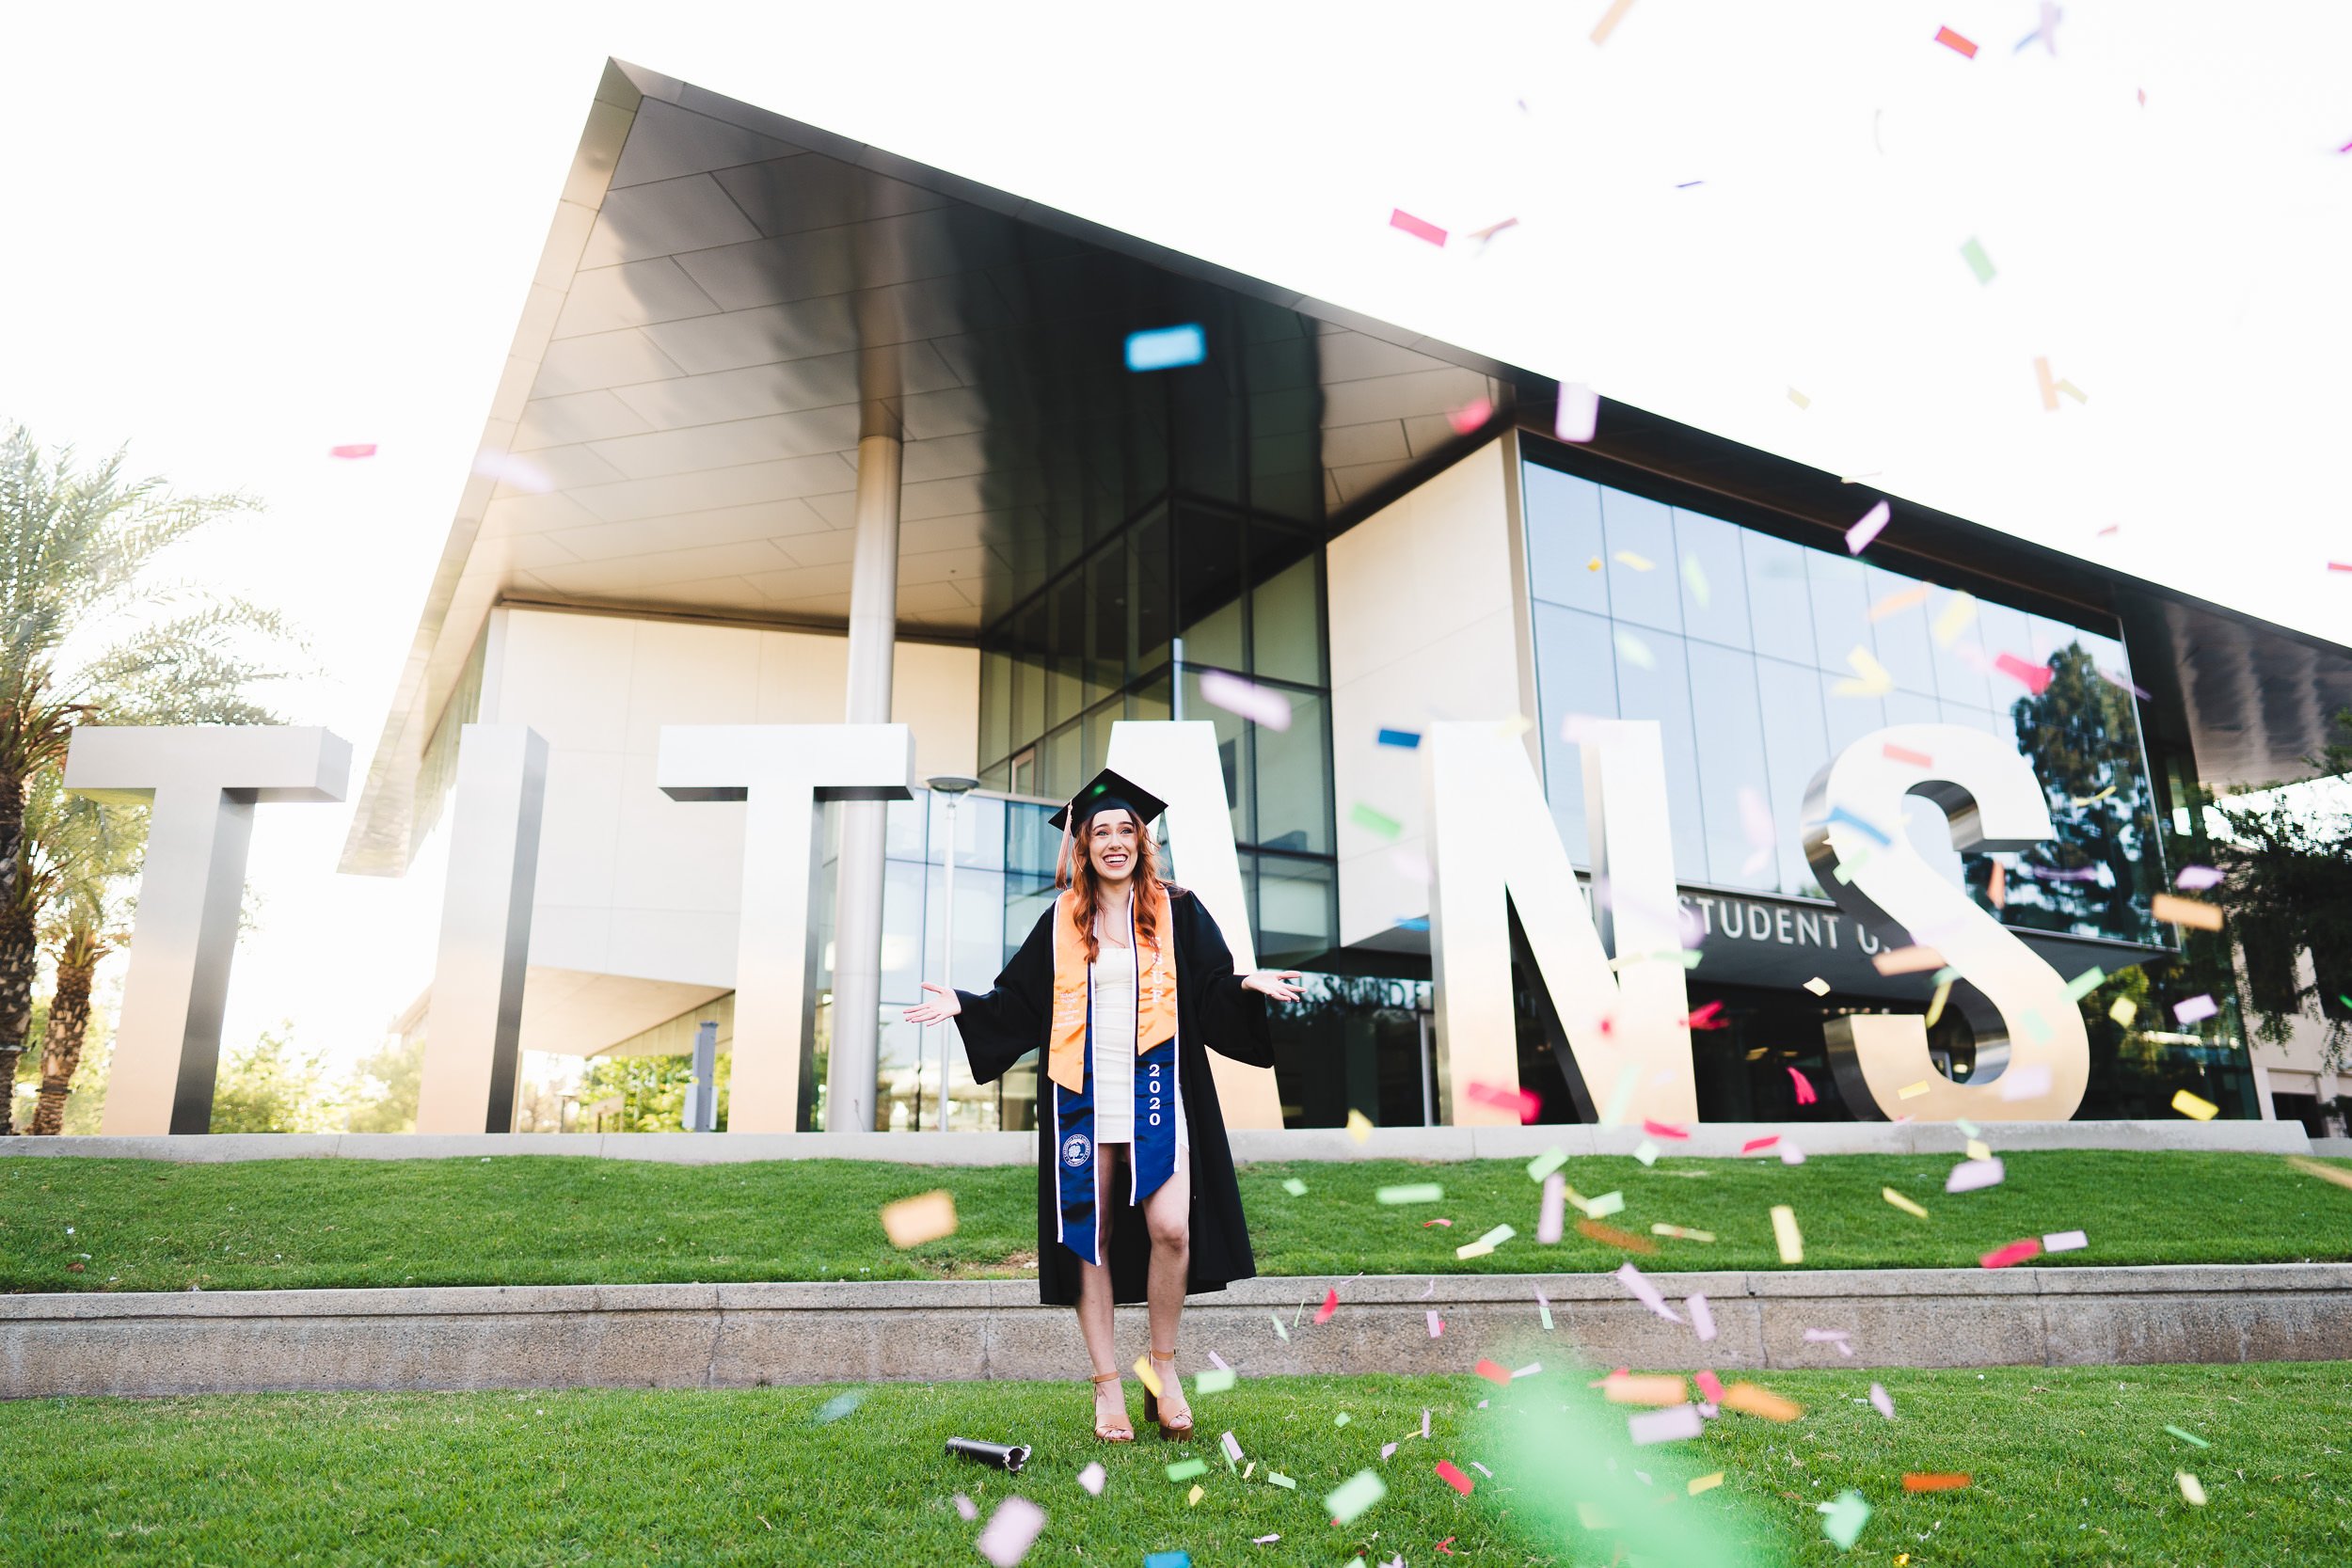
[1128,673,1172,724]
[1612,628,1707,883]
[1599,487,1682,634]
[1674,507,1753,651]
[929,789,1003,872]
[979,650,1011,771]
[1251,552,1323,685]
[1088,543,1128,694]
[1048,575,1088,730]
[878,857,928,1005]
[1175,507,1246,669]
[1929,587,1993,708]
[1043,721,1084,804]
[1133,506,1171,674]
[1179,667,1252,845]
[1523,465,1609,611]
[1804,548,1873,677]
[1685,641,1772,889]
[1012,601,1047,748]
[1743,531,1817,668]
[1754,657,1830,897]
[884,791,928,860]
[1254,689,1330,854]
[1255,854,1334,966]
[1865,566,1937,696]
[1532,602,1618,864]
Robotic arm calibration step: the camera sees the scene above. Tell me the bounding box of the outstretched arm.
[904,906,1057,1085]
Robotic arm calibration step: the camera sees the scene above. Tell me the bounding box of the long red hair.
[1065,809,1164,965]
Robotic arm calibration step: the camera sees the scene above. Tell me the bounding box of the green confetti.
[1281,1178,1307,1196]
[812,1390,865,1424]
[1194,1369,1236,1395]
[1333,1412,1352,1427]
[1325,1469,1388,1526]
[1583,1192,1625,1219]
[1166,1458,1209,1482]
[1471,1223,1517,1250]
[1265,1471,1296,1490]
[1348,802,1403,840]
[2165,1425,2211,1449]
[1527,1147,1568,1182]
[1376,1183,1445,1205]
[2064,965,2107,1001]
[1960,236,1996,284]
[1820,1489,1872,1550]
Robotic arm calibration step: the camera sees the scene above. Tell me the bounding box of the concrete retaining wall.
[0,1119,2316,1165]
[6,1264,2345,1400]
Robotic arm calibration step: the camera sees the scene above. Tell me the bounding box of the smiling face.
[1084,808,1143,886]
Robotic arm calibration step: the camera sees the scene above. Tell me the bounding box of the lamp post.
[927,775,981,1132]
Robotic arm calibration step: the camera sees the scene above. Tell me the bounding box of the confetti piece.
[2153,894,2223,931]
[2001,1064,2052,1108]
[1582,1191,1626,1219]
[1788,1067,1819,1105]
[1872,944,1947,975]
[1078,1462,1106,1495]
[1468,215,1521,245]
[813,1389,866,1423]
[1925,980,1953,1028]
[327,442,378,459]
[1689,1472,1724,1496]
[1577,1218,1657,1253]
[1446,398,1493,436]
[1904,1473,1970,1494]
[2171,1088,2218,1121]
[1422,1408,1432,1439]
[1534,1288,1553,1331]
[1632,1138,1661,1165]
[1833,645,1895,697]
[1947,1158,2005,1193]
[977,1497,1046,1568]
[1932,591,1979,646]
[1470,1223,1517,1252]
[1474,1359,1512,1386]
[2173,994,2218,1025]
[2057,379,2089,404]
[1165,1458,1207,1482]
[1195,1368,1237,1395]
[1779,1141,1807,1165]
[1988,860,2007,910]
[1199,670,1293,731]
[1436,1460,1474,1495]
[2063,966,2107,1002]
[1281,1178,1308,1196]
[1723,1382,1804,1422]
[1980,1238,2042,1270]
[1526,1147,1568,1182]
[1326,1469,1388,1526]
[1250,1535,1279,1546]
[1422,1218,1452,1228]
[1125,325,1208,372]
[1614,628,1656,670]
[2109,996,2138,1027]
[1466,1081,1542,1121]
[1219,1431,1245,1468]
[2098,667,2151,700]
[1820,1490,1871,1549]
[1605,1372,1690,1406]
[1994,652,2054,694]
[2163,1424,2211,1449]
[1742,1134,1781,1153]
[1346,1108,1376,1142]
[1682,552,1711,608]
[1694,1370,1728,1404]
[1313,1288,1340,1325]
[2286,1156,2352,1191]
[1426,1310,1443,1339]
[1265,1471,1295,1489]
[1613,550,1655,573]
[955,1493,980,1521]
[2032,355,2062,412]
[1959,236,1996,284]
[2042,1229,2088,1252]
[1556,383,1599,443]
[1882,742,1934,768]
[1652,1224,1717,1242]
[1376,728,1422,749]
[1845,500,1891,554]
[1869,1383,1896,1419]
[1899,1081,1931,1101]
[1269,1313,1288,1342]
[1629,1404,1705,1446]
[1135,1354,1164,1398]
[1883,1187,1930,1219]
[1788,387,1812,410]
[1964,1138,1992,1162]
[1349,804,1403,841]
[1870,585,1931,623]
[1378,1183,1444,1206]
[1770,1206,1804,1264]
[2177,1471,2206,1506]
[1589,0,1637,45]
[1688,1292,1717,1342]
[1642,1118,1690,1140]
[1680,1000,1728,1032]
[2174,864,2223,892]
[881,1191,958,1248]
[1803,976,1831,997]
[1537,1172,1566,1243]
[1389,209,1447,246]
[1149,1552,1191,1567]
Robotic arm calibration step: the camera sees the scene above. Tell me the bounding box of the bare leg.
[1143,1155,1193,1431]
[1076,1145,1130,1435]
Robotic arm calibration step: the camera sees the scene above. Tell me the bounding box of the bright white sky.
[4,1,2347,1087]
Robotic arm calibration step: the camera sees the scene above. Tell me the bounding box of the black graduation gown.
[954,887,1274,1307]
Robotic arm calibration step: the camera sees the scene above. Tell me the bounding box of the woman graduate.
[902,768,1301,1444]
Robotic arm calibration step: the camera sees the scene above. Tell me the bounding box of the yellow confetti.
[1187,1483,1204,1507]
[2286,1156,2352,1191]
[1589,0,1637,45]
[1932,592,1978,647]
[1788,388,1812,409]
[1925,979,1953,1027]
[2176,1471,2206,1506]
[1495,714,1534,739]
[1771,1204,1804,1263]
[1689,1472,1724,1496]
[2109,996,2138,1026]
[1134,1354,1164,1398]
[1613,550,1655,572]
[1832,645,1896,697]
[1965,1138,1992,1162]
[880,1190,958,1248]
[2171,1088,2219,1122]
[1803,976,1832,996]
[1346,1108,1374,1143]
[1883,1187,1929,1219]
[1898,1081,1932,1100]
[2069,784,2117,807]
[1587,556,1603,572]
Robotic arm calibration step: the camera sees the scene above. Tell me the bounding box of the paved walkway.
[8,1264,2346,1400]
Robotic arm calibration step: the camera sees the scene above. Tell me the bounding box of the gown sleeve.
[1174,890,1276,1069]
[952,906,1057,1085]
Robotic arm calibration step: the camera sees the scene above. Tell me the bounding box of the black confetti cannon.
[944,1436,1030,1473]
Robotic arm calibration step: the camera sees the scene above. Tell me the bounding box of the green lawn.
[3,1150,2347,1294]
[1,1364,2344,1566]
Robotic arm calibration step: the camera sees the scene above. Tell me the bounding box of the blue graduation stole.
[1052,946,1181,1268]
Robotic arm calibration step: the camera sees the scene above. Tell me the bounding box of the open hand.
[903,982,962,1025]
[1240,969,1305,1003]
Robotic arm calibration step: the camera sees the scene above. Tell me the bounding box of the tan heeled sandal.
[1141,1349,1193,1439]
[1090,1370,1135,1442]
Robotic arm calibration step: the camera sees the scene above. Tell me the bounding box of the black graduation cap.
[1046,768,1168,833]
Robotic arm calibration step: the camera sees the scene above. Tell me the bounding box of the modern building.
[347,59,2352,1132]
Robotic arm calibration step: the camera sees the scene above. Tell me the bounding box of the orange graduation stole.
[1046,882,1180,1094]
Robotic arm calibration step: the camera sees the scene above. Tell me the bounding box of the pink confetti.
[1208,1350,1231,1370]
[1078,1462,1106,1496]
[1198,669,1293,731]
[2173,993,2218,1024]
[1422,1408,1432,1439]
[977,1497,1046,1568]
[1447,399,1493,436]
[1643,1118,1690,1139]
[2043,1228,2089,1252]
[1779,1141,1807,1165]
[1614,1261,1686,1323]
[955,1493,979,1521]
[1883,742,1934,768]
[1845,499,1891,554]
[1740,1135,1780,1154]
[1934,24,1979,58]
[1251,1535,1280,1545]
[1869,1383,1896,1419]
[1436,1460,1474,1495]
[1629,1404,1705,1446]
[1980,1237,2042,1270]
[1381,1441,1397,1460]
[1427,1310,1444,1338]
[1314,1287,1339,1325]
[1788,1067,1818,1105]
[1221,1430,1244,1465]
[327,443,377,459]
[1688,1292,1717,1342]
[1470,1461,1492,1479]
[2174,865,2223,891]
[1994,652,2055,695]
[2099,667,2152,700]
[1947,1157,2005,1193]
[1555,383,1599,443]
[1390,208,1448,246]
[1695,1369,1728,1403]
[1474,1359,1512,1386]
[1422,1217,1454,1228]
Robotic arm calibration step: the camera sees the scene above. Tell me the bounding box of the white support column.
[415,725,548,1135]
[829,431,903,1132]
[660,722,913,1134]
[63,726,350,1135]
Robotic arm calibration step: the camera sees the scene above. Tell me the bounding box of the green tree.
[2003,642,2164,942]
[21,767,144,1134]
[577,1051,731,1132]
[209,1023,343,1133]
[0,424,302,1132]
[342,1036,425,1133]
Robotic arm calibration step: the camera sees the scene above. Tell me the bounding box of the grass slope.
[3,1150,2347,1294]
[2,1364,2345,1566]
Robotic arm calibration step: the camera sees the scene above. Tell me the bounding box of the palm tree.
[23,771,142,1134]
[0,424,301,1132]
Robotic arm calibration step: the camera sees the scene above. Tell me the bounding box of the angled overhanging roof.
[345,58,2350,878]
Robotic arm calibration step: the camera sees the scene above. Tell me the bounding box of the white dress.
[1087,940,1186,1164]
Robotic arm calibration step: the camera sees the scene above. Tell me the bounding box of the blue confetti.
[1376,728,1423,749]
[1125,324,1206,372]
[1826,804,1893,847]
[1397,917,1431,931]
